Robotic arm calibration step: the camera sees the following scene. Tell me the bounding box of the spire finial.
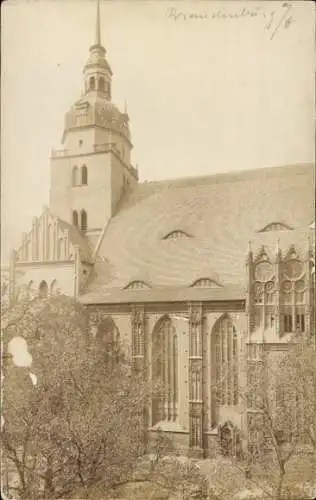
[95,0,101,46]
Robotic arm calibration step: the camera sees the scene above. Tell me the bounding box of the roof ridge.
[138,163,314,188]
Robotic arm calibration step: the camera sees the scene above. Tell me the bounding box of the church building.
[8,1,315,457]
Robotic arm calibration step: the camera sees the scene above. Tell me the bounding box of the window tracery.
[252,252,278,331]
[213,315,238,407]
[254,261,273,282]
[152,316,178,425]
[280,256,306,334]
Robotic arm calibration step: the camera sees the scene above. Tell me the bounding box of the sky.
[1,0,315,264]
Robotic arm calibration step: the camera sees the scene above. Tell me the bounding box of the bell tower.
[49,0,138,244]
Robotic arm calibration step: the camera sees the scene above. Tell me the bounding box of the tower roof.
[94,0,101,47]
[84,0,112,76]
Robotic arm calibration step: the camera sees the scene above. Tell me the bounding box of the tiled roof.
[79,284,245,305]
[83,163,314,298]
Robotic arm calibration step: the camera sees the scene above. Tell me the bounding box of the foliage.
[72,443,211,499]
[1,295,151,499]
[245,332,316,499]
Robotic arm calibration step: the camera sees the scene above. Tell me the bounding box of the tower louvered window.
[72,210,78,227]
[80,210,87,231]
[81,165,88,185]
[99,77,105,91]
[90,76,95,90]
[72,166,79,186]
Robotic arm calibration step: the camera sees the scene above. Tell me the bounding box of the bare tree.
[1,295,153,499]
[245,331,316,500]
[84,429,211,500]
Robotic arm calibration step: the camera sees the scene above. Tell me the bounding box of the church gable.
[16,207,91,264]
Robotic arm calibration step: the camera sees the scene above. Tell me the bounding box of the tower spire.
[95,0,101,46]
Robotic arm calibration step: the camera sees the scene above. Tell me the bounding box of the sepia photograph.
[1,0,315,498]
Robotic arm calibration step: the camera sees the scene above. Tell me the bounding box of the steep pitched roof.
[82,163,314,299]
[80,284,245,305]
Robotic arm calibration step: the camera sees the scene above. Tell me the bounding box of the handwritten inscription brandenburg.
[167,3,295,40]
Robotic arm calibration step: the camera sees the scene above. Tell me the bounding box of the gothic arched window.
[281,256,306,334]
[80,210,87,231]
[99,77,105,92]
[50,280,58,296]
[152,315,178,425]
[81,165,88,185]
[89,76,95,90]
[39,280,48,299]
[72,166,79,186]
[26,280,34,300]
[212,315,238,410]
[253,256,276,330]
[72,210,78,228]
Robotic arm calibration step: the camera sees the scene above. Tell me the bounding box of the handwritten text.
[167,3,295,40]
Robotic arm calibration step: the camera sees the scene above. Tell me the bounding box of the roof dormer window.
[124,280,151,290]
[163,230,191,240]
[190,278,222,288]
[258,222,293,232]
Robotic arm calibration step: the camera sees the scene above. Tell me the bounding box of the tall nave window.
[213,315,238,406]
[152,315,178,425]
